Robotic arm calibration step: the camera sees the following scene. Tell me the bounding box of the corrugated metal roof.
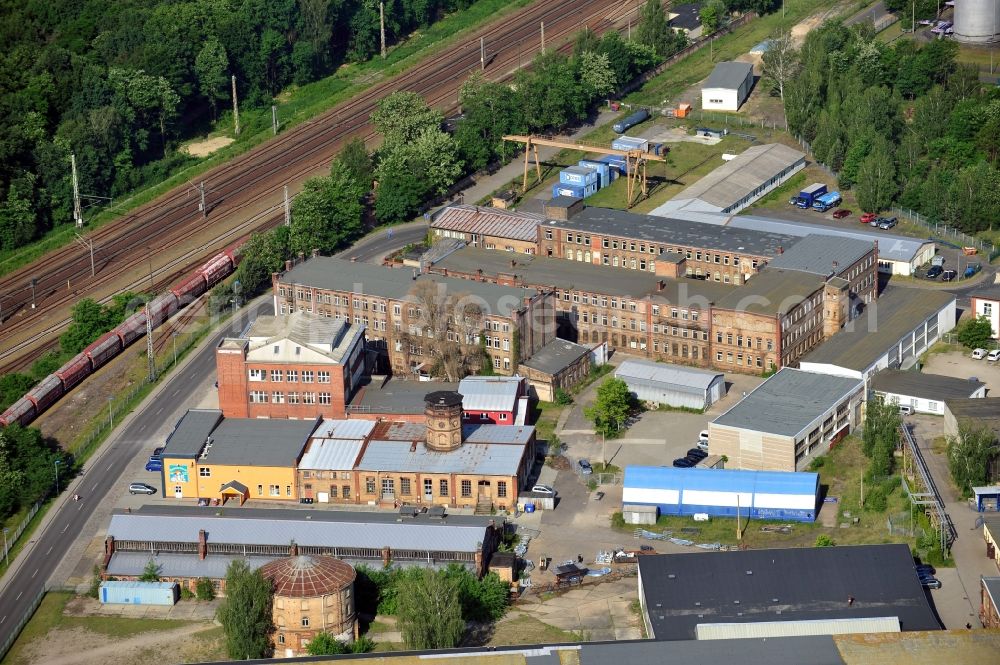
[615,359,723,393]
[768,235,874,277]
[314,419,376,439]
[462,424,534,445]
[696,616,900,640]
[297,438,365,470]
[712,368,861,438]
[431,204,542,242]
[106,551,276,580]
[163,409,223,457]
[521,339,592,376]
[458,376,522,412]
[356,439,524,475]
[704,61,754,89]
[107,510,489,551]
[624,466,819,495]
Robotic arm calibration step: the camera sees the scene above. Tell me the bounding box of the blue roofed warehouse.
[622,466,820,522]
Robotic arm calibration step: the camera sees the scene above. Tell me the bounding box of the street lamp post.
[54,459,61,495]
[3,527,9,568]
[172,332,178,366]
[30,278,38,310]
[108,396,114,430]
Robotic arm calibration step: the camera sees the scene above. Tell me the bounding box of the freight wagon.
[0,397,37,427]
[26,375,64,412]
[171,273,207,303]
[55,353,92,391]
[198,254,233,289]
[146,293,179,328]
[116,311,149,346]
[84,331,123,370]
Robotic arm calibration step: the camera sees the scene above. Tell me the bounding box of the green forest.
[784,21,1000,232]
[0,0,482,252]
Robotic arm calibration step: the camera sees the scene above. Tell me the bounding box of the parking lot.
[922,349,1000,395]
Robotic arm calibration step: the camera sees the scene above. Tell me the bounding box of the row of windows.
[249,391,331,405]
[716,332,775,352]
[248,369,329,383]
[714,351,772,369]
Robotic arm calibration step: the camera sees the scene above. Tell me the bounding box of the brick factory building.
[216,311,366,419]
[430,204,542,255]
[273,256,556,377]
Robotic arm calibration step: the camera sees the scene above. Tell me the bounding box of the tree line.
[771,21,1000,233]
[0,0,483,252]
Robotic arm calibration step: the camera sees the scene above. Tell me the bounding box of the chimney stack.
[198,529,207,560]
[777,246,784,255]
[657,279,665,291]
[311,248,320,258]
[284,260,293,272]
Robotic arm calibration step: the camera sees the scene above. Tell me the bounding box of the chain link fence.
[891,207,999,260]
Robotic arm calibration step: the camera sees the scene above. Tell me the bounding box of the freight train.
[0,247,240,428]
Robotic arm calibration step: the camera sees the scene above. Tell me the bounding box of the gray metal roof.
[431,204,543,242]
[280,256,534,317]
[970,285,1000,301]
[521,338,592,376]
[244,311,362,363]
[431,246,735,302]
[350,378,458,415]
[872,370,985,402]
[637,544,940,641]
[106,551,277,580]
[108,505,493,551]
[184,416,320,466]
[713,269,823,316]
[462,424,534,445]
[983,577,1000,614]
[355,439,525,475]
[615,359,723,394]
[695,616,901,640]
[580,638,845,665]
[944,398,1000,429]
[704,61,754,89]
[712,368,862,437]
[767,235,874,277]
[724,214,933,264]
[543,207,797,257]
[313,419,376,439]
[163,409,223,458]
[458,376,522,412]
[665,144,806,210]
[297,438,365,471]
[800,287,955,373]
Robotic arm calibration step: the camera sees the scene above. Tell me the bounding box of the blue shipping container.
[598,155,627,175]
[578,160,610,189]
[560,165,599,187]
[100,580,179,606]
[553,183,585,199]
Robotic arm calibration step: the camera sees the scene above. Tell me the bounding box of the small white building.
[701,62,754,112]
[615,359,725,410]
[971,286,1000,339]
[871,370,986,416]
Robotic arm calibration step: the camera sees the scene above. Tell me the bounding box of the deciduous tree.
[948,420,998,496]
[585,377,635,438]
[635,0,670,58]
[855,139,898,213]
[396,568,464,650]
[761,31,798,106]
[956,316,994,350]
[371,91,443,145]
[217,560,273,659]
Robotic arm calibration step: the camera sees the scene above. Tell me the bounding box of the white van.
[972,348,987,360]
[988,350,1000,362]
[898,404,914,416]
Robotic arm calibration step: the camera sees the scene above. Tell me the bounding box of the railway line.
[0,0,642,372]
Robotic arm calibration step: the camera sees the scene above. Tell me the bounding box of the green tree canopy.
[289,170,364,255]
[585,377,636,438]
[371,91,443,145]
[947,420,998,496]
[139,559,162,582]
[216,559,273,659]
[305,632,349,656]
[956,316,994,350]
[396,568,465,650]
[194,38,230,121]
[635,0,671,58]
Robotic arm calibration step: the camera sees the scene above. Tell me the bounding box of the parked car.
[578,459,593,475]
[988,350,1000,362]
[898,404,914,416]
[152,446,164,456]
[699,430,709,443]
[832,208,851,219]
[941,269,957,282]
[972,348,987,360]
[878,217,897,229]
[965,263,982,278]
[687,448,708,461]
[925,265,943,279]
[915,563,936,575]
[788,196,803,206]
[531,484,556,495]
[920,577,942,589]
[129,482,157,495]
[145,456,163,472]
[860,212,878,224]
[672,457,695,468]
[696,440,710,451]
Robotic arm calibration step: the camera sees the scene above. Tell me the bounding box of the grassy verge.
[485,614,583,646]
[0,0,532,279]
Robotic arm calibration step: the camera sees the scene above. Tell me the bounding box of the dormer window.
[273,345,279,354]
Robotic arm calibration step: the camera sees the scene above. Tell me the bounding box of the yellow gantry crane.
[502,134,668,208]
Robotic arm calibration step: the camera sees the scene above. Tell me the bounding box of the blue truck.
[811,191,842,212]
[794,183,827,208]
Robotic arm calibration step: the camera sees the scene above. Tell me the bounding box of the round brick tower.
[424,391,463,451]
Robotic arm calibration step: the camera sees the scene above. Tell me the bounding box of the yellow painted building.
[159,410,319,504]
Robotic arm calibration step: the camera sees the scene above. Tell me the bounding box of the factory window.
[440,479,449,496]
[250,391,267,403]
[319,393,331,405]
[249,369,264,381]
[286,370,298,382]
[258,485,263,496]
[567,233,574,243]
[365,478,376,494]
[498,482,508,498]
[342,485,351,499]
[318,371,330,383]
[602,237,609,248]
[545,229,553,240]
[302,392,316,404]
[400,478,411,495]
[288,392,299,404]
[301,617,310,628]
[302,370,314,383]
[269,485,280,496]
[287,485,292,496]
[199,467,211,477]
[461,480,472,497]
[278,635,285,645]
[272,392,284,404]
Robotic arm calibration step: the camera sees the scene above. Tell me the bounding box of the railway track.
[0,0,642,372]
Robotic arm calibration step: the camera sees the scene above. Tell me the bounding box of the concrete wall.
[878,387,986,416]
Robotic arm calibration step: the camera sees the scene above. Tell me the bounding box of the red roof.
[261,555,355,597]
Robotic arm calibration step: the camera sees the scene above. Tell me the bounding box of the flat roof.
[462,424,534,445]
[714,268,823,316]
[107,551,276,581]
[544,206,798,257]
[668,144,806,209]
[800,288,955,373]
[712,368,861,438]
[241,311,363,364]
[615,358,723,393]
[176,415,319,467]
[872,370,985,402]
[704,61,754,89]
[668,2,703,31]
[355,439,525,476]
[163,409,223,457]
[431,246,734,303]
[280,256,535,318]
[296,438,365,470]
[637,544,940,641]
[521,338,592,376]
[350,378,458,414]
[431,204,543,243]
[109,505,495,552]
[970,285,1000,301]
[458,376,522,412]
[767,235,874,276]
[944,398,1000,428]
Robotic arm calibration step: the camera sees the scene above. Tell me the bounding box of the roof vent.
[745,570,753,575]
[776,610,782,615]
[772,598,778,603]
[737,612,743,617]
[697,614,704,619]
[694,602,701,607]
[667,573,676,579]
[734,600,740,605]
[655,603,662,608]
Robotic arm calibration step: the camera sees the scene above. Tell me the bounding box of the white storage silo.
[953,0,1000,44]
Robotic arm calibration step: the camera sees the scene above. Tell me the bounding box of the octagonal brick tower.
[424,390,464,451]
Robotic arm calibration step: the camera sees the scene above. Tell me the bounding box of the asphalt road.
[0,224,423,653]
